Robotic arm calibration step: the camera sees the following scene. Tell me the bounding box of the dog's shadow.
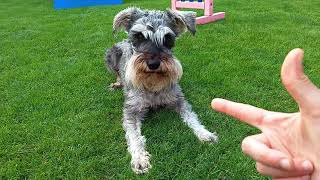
[141,108,211,148]
[142,108,182,132]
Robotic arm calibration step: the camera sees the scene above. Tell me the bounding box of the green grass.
[1,0,320,179]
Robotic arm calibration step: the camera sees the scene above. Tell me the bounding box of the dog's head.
[113,7,196,92]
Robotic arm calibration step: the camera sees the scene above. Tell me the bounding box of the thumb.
[281,48,320,111]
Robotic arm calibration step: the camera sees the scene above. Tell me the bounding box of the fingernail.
[211,99,216,109]
[280,159,291,170]
[302,160,313,171]
[211,98,222,109]
[302,175,310,180]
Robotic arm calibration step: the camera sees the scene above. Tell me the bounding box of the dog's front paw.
[108,82,123,90]
[196,129,218,143]
[131,151,152,174]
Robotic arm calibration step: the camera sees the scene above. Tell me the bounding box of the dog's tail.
[105,45,123,74]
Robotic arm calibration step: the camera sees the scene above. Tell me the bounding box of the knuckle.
[257,153,269,163]
[299,74,310,84]
[308,109,320,119]
[301,106,320,119]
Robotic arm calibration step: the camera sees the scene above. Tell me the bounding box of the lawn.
[1,0,320,179]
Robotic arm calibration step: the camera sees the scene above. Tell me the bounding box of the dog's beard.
[125,53,183,92]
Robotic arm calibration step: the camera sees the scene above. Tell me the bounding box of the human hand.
[211,49,320,179]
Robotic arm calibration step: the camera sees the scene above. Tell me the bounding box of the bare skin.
[212,49,320,180]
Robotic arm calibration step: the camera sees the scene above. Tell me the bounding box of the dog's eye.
[130,32,147,48]
[164,34,175,49]
[134,32,146,42]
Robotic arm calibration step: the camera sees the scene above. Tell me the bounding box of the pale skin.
[211,49,320,180]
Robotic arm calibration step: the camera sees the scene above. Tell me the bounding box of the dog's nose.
[147,59,160,70]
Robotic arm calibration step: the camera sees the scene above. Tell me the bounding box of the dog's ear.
[113,7,146,33]
[166,9,196,36]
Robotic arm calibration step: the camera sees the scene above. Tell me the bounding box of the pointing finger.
[212,98,267,128]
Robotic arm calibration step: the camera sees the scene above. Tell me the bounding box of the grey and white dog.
[106,7,218,174]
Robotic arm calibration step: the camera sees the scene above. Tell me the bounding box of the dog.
[105,7,218,174]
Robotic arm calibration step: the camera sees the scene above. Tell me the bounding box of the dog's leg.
[105,45,123,90]
[123,109,151,174]
[176,99,218,143]
[109,71,123,90]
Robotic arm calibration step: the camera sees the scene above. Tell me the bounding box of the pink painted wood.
[176,1,204,9]
[204,0,213,16]
[196,12,225,24]
[171,0,176,10]
[171,0,225,25]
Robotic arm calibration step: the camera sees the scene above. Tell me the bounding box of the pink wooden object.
[176,1,204,9]
[171,0,225,25]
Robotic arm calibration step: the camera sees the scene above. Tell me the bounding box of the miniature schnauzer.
[106,7,218,174]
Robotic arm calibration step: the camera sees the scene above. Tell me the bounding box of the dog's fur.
[106,7,218,174]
